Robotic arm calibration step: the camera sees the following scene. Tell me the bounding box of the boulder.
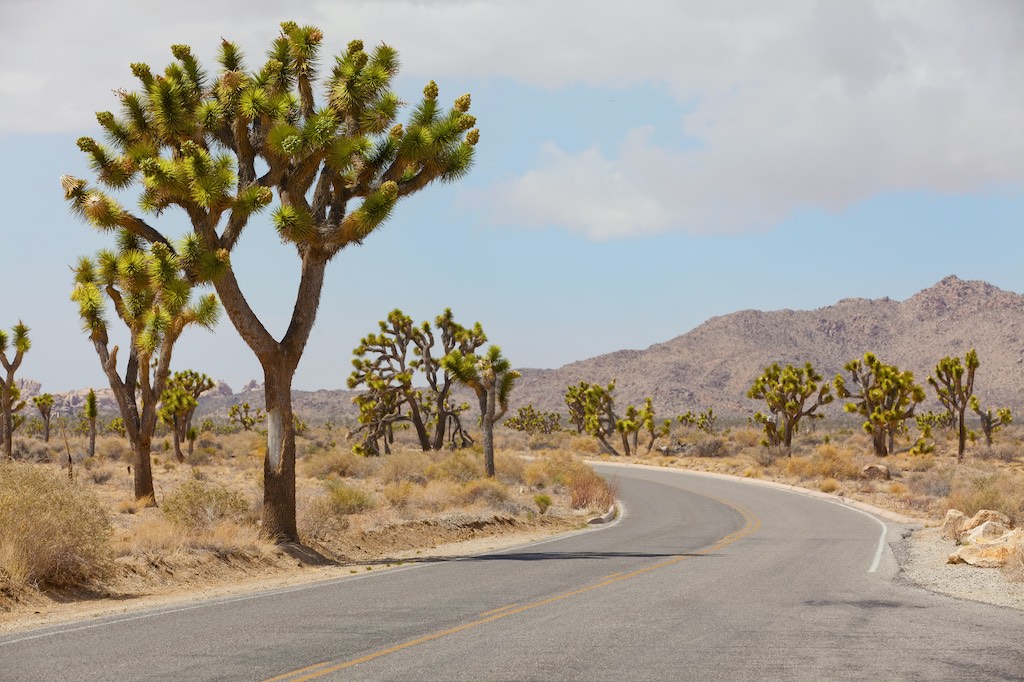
[962,509,1013,534]
[940,509,969,540]
[861,463,890,481]
[960,520,1012,545]
[947,529,1024,568]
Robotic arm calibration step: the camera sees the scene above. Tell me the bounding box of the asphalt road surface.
[3,464,1023,681]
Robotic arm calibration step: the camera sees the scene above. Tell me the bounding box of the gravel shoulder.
[894,525,1024,610]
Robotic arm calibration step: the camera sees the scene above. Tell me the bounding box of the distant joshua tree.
[0,322,30,459]
[747,362,832,451]
[929,349,978,462]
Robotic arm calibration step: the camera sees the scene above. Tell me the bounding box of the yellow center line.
[478,603,519,617]
[267,497,760,682]
[601,572,624,580]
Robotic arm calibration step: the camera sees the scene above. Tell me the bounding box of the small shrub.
[0,462,112,590]
[379,451,430,484]
[323,481,375,515]
[732,428,762,448]
[89,469,113,485]
[568,435,602,456]
[888,482,909,496]
[742,467,762,479]
[303,448,370,479]
[819,478,840,493]
[751,448,777,467]
[383,481,417,508]
[811,444,860,479]
[568,468,617,510]
[534,493,552,514]
[690,437,727,458]
[907,469,953,498]
[976,444,1018,463]
[426,450,484,483]
[162,480,250,531]
[458,479,509,507]
[494,451,527,485]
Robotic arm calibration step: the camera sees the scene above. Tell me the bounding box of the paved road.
[3,464,1023,681]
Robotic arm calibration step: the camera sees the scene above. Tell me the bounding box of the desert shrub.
[819,478,840,493]
[534,493,552,514]
[162,479,250,531]
[944,470,1024,524]
[568,435,603,456]
[975,444,1018,463]
[751,448,777,467]
[459,479,509,507]
[568,468,617,510]
[11,438,59,463]
[89,469,114,485]
[784,455,813,479]
[97,436,131,462]
[906,469,953,498]
[731,428,762,448]
[378,451,431,484]
[690,436,728,458]
[494,450,526,485]
[811,444,860,479]
[383,481,417,508]
[117,516,270,558]
[323,481,375,515]
[426,450,484,483]
[0,462,112,590]
[303,448,371,479]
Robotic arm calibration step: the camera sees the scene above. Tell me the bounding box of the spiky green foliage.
[747,362,833,450]
[63,22,482,541]
[32,393,55,443]
[0,322,31,459]
[69,239,219,501]
[969,395,1012,447]
[504,405,563,436]
[348,308,485,455]
[441,345,519,477]
[677,408,717,435]
[835,353,925,457]
[228,402,264,432]
[159,370,215,461]
[928,348,979,462]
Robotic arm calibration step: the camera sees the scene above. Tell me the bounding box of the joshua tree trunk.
[88,417,97,459]
[482,384,496,478]
[872,430,889,457]
[956,408,968,462]
[263,365,298,540]
[172,415,185,463]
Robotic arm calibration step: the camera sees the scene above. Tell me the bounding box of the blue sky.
[1,1,1022,393]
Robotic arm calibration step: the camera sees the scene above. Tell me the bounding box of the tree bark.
[262,365,298,540]
[872,430,889,457]
[482,385,496,478]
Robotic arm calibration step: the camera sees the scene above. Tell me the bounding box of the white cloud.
[5,0,1022,236]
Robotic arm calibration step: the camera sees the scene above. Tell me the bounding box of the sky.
[1,0,1022,394]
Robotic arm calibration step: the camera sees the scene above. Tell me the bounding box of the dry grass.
[0,462,112,591]
[161,479,252,531]
[819,478,840,493]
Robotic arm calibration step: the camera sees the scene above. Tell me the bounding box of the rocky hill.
[510,276,1024,418]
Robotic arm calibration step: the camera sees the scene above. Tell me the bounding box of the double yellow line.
[267,496,761,682]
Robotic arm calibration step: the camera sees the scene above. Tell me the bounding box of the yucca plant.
[62,22,480,540]
[442,346,519,477]
[70,239,219,503]
[0,321,30,459]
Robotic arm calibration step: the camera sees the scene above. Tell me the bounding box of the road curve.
[2,464,1022,681]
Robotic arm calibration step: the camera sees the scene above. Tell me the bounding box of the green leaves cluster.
[504,405,563,436]
[835,353,925,457]
[747,362,833,449]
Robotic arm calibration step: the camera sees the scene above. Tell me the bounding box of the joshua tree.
[969,396,1012,447]
[0,322,30,459]
[747,362,833,451]
[442,346,519,477]
[228,402,264,432]
[70,239,219,503]
[564,381,654,457]
[504,405,563,436]
[61,23,480,540]
[32,393,54,443]
[928,349,978,462]
[159,370,215,461]
[348,309,484,454]
[835,353,925,456]
[85,389,98,459]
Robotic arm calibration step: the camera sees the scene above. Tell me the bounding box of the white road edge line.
[825,498,889,573]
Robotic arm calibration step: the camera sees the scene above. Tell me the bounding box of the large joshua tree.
[61,23,480,540]
[71,237,219,502]
[0,322,30,459]
[835,353,925,456]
